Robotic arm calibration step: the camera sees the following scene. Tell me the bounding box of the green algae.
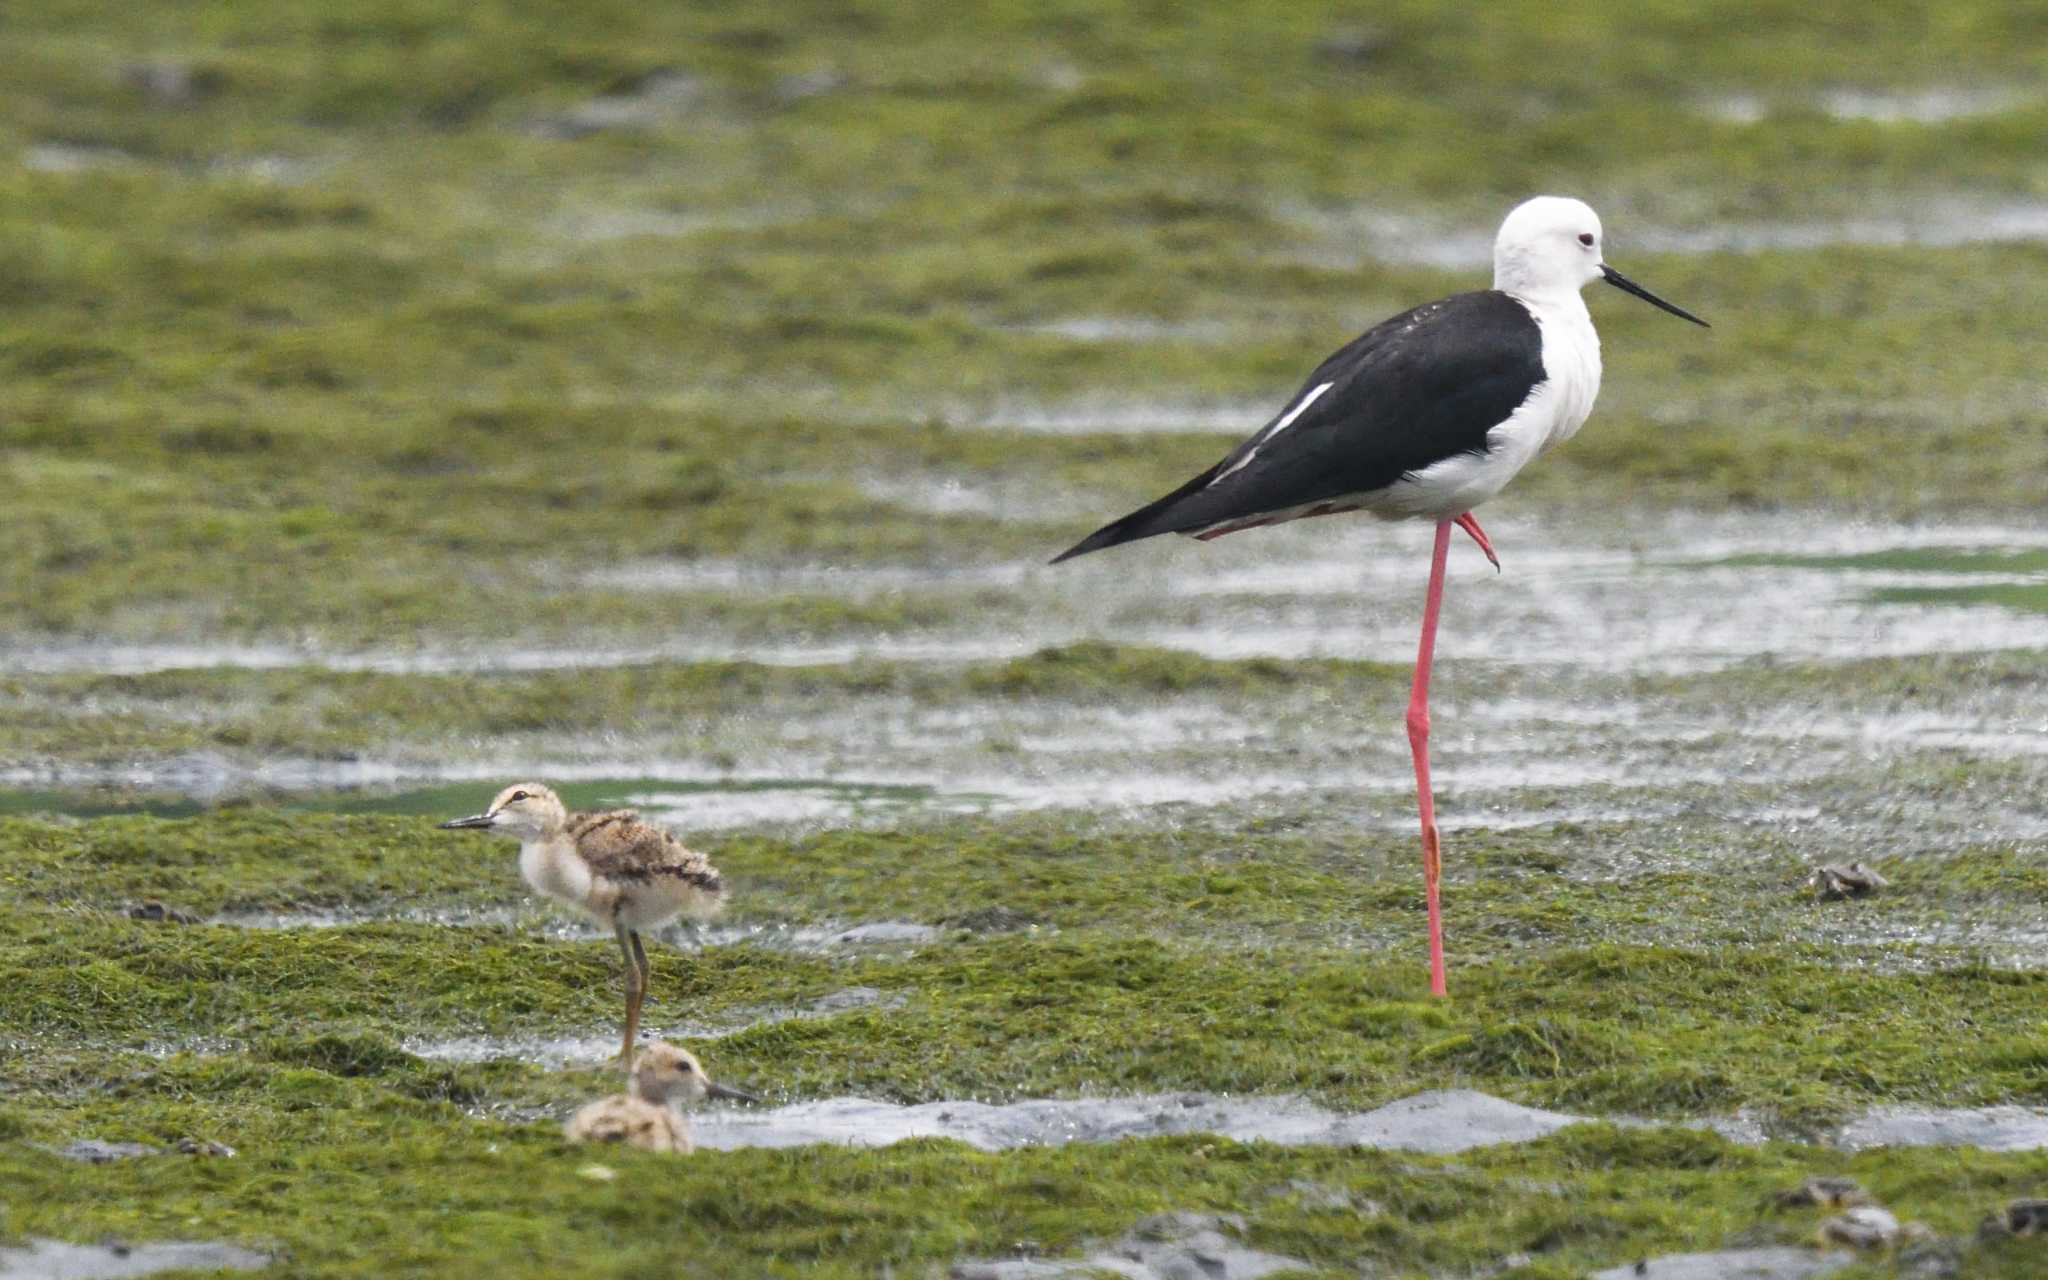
[4,4,2048,647]
[0,644,1408,766]
[3,1088,2047,1277]
[5,808,2048,1133]
[6,1,2048,1273]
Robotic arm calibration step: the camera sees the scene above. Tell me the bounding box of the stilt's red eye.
[1578,233,1595,247]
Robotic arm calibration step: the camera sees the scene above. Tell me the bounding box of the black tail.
[1049,462,1226,564]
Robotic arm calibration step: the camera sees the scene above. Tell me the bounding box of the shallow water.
[0,1240,268,1280]
[1,513,2042,874]
[954,1212,1308,1280]
[682,1088,2048,1156]
[689,1088,1591,1153]
[1590,1247,1850,1280]
[13,513,2041,678]
[1698,85,2032,125]
[1297,197,2048,270]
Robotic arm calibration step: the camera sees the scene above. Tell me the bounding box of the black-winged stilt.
[1052,196,1708,997]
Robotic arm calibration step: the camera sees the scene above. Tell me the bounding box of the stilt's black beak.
[438,812,495,830]
[707,1080,762,1105]
[1602,265,1710,328]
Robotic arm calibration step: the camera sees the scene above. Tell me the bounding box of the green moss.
[2,5,2048,644]
[7,3,2048,1272]
[968,642,1397,697]
[1,1098,2046,1276]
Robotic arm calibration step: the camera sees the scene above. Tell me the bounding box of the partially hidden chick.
[564,1041,753,1154]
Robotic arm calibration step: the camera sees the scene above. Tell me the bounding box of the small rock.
[942,905,1040,934]
[120,61,225,108]
[1032,61,1085,93]
[524,70,704,140]
[1980,1197,2048,1238]
[175,1137,236,1158]
[2007,1197,2048,1235]
[773,68,849,103]
[1819,1204,1900,1249]
[1313,25,1394,66]
[1775,1175,1870,1208]
[128,900,202,925]
[1811,863,1888,900]
[1897,1237,1959,1279]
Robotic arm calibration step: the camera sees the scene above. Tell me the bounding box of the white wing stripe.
[1264,380,1334,442]
[1207,381,1335,488]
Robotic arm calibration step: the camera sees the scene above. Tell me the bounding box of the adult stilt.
[1406,519,1455,998]
[1047,198,1709,995]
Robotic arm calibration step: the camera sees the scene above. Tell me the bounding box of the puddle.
[0,1240,268,1279]
[954,1212,1305,1280]
[1698,86,2032,124]
[24,144,146,174]
[1817,86,2033,123]
[1292,197,2048,269]
[992,316,1234,344]
[0,770,971,830]
[682,1088,2048,1157]
[41,1140,161,1163]
[1591,1247,1849,1280]
[1835,1105,2048,1152]
[406,986,906,1066]
[522,71,704,139]
[0,637,1050,677]
[583,560,1033,595]
[691,1087,1588,1153]
[933,398,1263,435]
[549,205,799,243]
[19,514,2046,681]
[22,144,320,184]
[2,512,2045,851]
[214,904,940,952]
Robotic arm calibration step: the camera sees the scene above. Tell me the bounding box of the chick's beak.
[438,812,495,830]
[706,1080,762,1105]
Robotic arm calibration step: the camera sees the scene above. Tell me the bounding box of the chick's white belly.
[520,841,595,914]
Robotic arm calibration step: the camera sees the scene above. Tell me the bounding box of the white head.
[1493,196,1709,327]
[1493,196,1605,297]
[438,782,567,841]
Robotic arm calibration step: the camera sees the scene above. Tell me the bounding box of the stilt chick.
[564,1041,752,1154]
[440,784,723,1069]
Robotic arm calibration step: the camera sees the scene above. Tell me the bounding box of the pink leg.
[1408,519,1453,998]
[1453,512,1499,571]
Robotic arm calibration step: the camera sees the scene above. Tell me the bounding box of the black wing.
[1051,291,1545,562]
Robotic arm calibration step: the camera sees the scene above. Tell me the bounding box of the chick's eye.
[1577,233,1595,247]
[509,791,529,803]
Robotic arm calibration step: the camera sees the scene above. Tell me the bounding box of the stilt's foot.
[1453,512,1500,572]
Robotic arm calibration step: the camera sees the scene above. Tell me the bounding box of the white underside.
[519,837,720,930]
[1189,290,1602,536]
[521,839,597,917]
